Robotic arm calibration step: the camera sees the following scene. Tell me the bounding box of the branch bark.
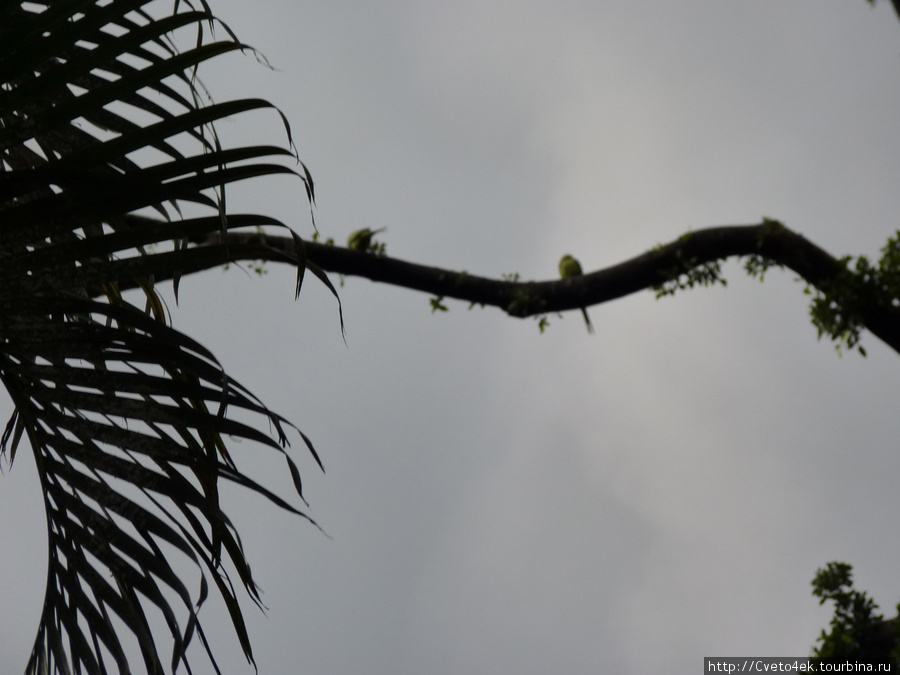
[174,221,900,355]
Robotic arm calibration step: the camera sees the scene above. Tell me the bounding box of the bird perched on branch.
[558,253,593,334]
[347,227,387,253]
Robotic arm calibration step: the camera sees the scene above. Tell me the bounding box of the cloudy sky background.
[3,1,900,673]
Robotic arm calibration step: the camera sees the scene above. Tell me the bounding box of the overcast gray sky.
[2,2,900,674]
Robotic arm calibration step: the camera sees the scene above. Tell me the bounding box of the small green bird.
[347,227,386,252]
[558,253,593,333]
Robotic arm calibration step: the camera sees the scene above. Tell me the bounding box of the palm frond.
[0,1,323,673]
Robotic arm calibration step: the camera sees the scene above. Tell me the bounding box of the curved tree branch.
[174,221,900,355]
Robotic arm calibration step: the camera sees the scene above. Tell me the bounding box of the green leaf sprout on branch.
[804,233,900,356]
[653,255,727,299]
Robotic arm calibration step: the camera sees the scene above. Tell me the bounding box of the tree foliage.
[0,1,332,672]
[811,562,900,665]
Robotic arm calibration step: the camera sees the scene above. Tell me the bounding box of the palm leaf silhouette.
[0,1,328,672]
